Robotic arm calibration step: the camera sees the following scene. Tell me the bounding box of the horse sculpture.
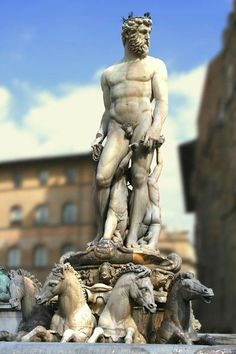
[0,269,54,341]
[21,263,96,342]
[88,263,156,344]
[155,272,214,344]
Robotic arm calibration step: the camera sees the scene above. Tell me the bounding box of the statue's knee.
[96,172,112,188]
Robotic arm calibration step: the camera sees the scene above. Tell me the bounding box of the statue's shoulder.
[146,56,168,77]
[101,60,124,79]
[101,62,119,79]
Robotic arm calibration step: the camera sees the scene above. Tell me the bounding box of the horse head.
[176,272,214,304]
[121,265,156,313]
[36,263,66,304]
[36,263,84,305]
[8,269,41,311]
[8,269,24,310]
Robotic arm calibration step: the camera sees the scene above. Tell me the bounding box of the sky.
[0,0,233,239]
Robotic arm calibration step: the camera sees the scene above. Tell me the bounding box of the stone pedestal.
[0,303,22,333]
[0,342,210,354]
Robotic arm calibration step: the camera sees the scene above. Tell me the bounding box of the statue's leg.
[0,330,15,341]
[61,329,75,343]
[68,330,88,343]
[126,151,153,247]
[125,327,135,343]
[126,119,153,247]
[96,127,129,238]
[103,209,117,240]
[21,326,55,342]
[87,327,104,343]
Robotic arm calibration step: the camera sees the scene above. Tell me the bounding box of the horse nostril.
[204,288,209,293]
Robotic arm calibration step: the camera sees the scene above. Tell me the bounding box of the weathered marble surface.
[0,342,209,354]
[0,304,22,333]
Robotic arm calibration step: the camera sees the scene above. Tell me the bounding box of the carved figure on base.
[21,263,96,343]
[88,263,156,344]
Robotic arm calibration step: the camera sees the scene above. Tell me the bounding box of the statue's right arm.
[92,72,111,146]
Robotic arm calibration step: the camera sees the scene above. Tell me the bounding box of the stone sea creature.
[155,272,214,344]
[88,263,156,344]
[0,269,54,341]
[21,263,96,343]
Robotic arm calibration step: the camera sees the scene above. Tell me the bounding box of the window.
[13,172,22,188]
[38,170,49,186]
[8,247,21,268]
[66,168,76,184]
[62,202,77,224]
[35,205,49,225]
[34,246,48,267]
[61,244,75,256]
[10,206,22,226]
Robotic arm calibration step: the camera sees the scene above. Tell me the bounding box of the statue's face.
[127,23,151,58]
[99,264,110,281]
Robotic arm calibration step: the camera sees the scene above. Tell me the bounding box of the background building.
[0,153,96,281]
[0,153,195,283]
[180,2,236,332]
[159,228,196,274]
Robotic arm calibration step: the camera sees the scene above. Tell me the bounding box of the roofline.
[0,151,93,167]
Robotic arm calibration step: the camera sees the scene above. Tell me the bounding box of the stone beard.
[122,17,152,58]
[127,31,149,58]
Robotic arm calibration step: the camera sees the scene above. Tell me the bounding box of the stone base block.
[0,304,22,333]
[0,343,208,354]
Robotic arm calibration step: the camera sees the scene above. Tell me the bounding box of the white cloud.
[159,64,207,237]
[0,86,11,121]
[0,63,207,237]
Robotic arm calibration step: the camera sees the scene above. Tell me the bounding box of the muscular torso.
[105,56,157,127]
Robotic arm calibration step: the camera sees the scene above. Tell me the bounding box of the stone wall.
[193,1,236,332]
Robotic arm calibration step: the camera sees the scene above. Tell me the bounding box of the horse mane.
[112,263,151,286]
[49,263,87,299]
[168,272,195,292]
[10,269,42,289]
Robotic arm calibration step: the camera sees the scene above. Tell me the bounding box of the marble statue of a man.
[92,13,168,248]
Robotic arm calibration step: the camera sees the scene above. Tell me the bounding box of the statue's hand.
[91,134,104,161]
[142,126,161,152]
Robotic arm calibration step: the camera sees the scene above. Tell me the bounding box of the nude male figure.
[92,13,168,248]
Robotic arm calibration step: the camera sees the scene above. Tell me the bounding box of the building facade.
[159,228,196,274]
[0,153,96,281]
[180,2,236,332]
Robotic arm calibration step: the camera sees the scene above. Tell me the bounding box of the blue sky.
[0,0,233,235]
[0,0,231,87]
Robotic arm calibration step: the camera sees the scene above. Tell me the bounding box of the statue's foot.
[126,242,139,249]
[87,234,102,247]
[126,234,139,248]
[141,244,160,254]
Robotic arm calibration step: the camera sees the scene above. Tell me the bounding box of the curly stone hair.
[121,12,152,45]
[112,263,152,286]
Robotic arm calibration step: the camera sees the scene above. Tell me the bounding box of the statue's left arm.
[144,59,168,148]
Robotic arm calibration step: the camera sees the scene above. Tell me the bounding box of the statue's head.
[121,12,152,58]
[99,262,114,284]
[0,266,5,274]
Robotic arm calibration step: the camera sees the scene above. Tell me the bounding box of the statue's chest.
[109,62,152,86]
